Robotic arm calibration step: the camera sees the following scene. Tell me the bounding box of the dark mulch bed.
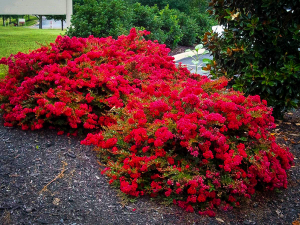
[0,111,300,225]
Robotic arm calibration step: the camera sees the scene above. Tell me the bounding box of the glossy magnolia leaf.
[202,58,211,63]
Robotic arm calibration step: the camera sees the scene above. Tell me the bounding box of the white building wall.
[0,0,67,15]
[0,0,73,27]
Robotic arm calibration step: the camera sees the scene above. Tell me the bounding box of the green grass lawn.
[0,26,64,78]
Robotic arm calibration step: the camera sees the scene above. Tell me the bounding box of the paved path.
[174,53,213,75]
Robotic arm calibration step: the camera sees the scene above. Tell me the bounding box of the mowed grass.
[0,26,64,78]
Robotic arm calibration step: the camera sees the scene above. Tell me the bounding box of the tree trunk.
[9,17,11,24]
[2,16,4,26]
[39,16,42,29]
[61,19,64,31]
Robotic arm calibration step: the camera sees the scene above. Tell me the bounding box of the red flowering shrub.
[0,28,294,216]
[87,77,294,215]
[0,28,188,133]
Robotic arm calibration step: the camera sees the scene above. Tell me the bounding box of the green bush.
[128,0,216,41]
[132,4,185,48]
[67,0,132,39]
[132,3,160,30]
[68,0,205,48]
[157,6,183,48]
[131,3,165,43]
[189,8,216,38]
[127,0,188,12]
[132,3,199,47]
[177,12,199,46]
[203,0,300,117]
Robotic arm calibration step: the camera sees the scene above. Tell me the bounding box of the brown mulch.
[0,109,300,225]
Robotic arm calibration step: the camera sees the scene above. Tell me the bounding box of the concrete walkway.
[173,50,213,75]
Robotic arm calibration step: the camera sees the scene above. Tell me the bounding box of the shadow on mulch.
[0,111,300,225]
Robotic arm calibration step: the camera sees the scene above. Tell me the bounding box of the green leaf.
[239,137,248,142]
[202,58,211,63]
[192,60,200,65]
[195,44,203,51]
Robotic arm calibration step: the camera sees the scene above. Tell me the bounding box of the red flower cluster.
[92,76,294,215]
[0,28,186,133]
[0,28,294,216]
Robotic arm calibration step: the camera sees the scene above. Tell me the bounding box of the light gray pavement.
[174,53,213,75]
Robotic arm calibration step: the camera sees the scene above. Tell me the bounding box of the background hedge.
[67,0,216,48]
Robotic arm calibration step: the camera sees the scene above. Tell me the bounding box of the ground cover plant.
[0,28,294,216]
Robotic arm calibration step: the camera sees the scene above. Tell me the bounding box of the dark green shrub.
[132,3,205,48]
[189,8,217,38]
[132,3,160,30]
[131,3,164,43]
[128,0,216,41]
[67,0,132,39]
[127,0,188,12]
[177,12,199,46]
[156,6,182,48]
[68,0,203,48]
[203,0,300,117]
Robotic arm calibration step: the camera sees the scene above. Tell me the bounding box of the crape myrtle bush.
[0,29,294,216]
[203,0,300,117]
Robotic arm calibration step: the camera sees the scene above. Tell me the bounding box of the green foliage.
[131,3,160,30]
[69,0,202,48]
[177,12,199,46]
[128,0,207,14]
[67,0,132,39]
[132,3,198,48]
[189,8,217,38]
[131,3,164,43]
[157,6,182,48]
[203,0,300,117]
[128,0,216,40]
